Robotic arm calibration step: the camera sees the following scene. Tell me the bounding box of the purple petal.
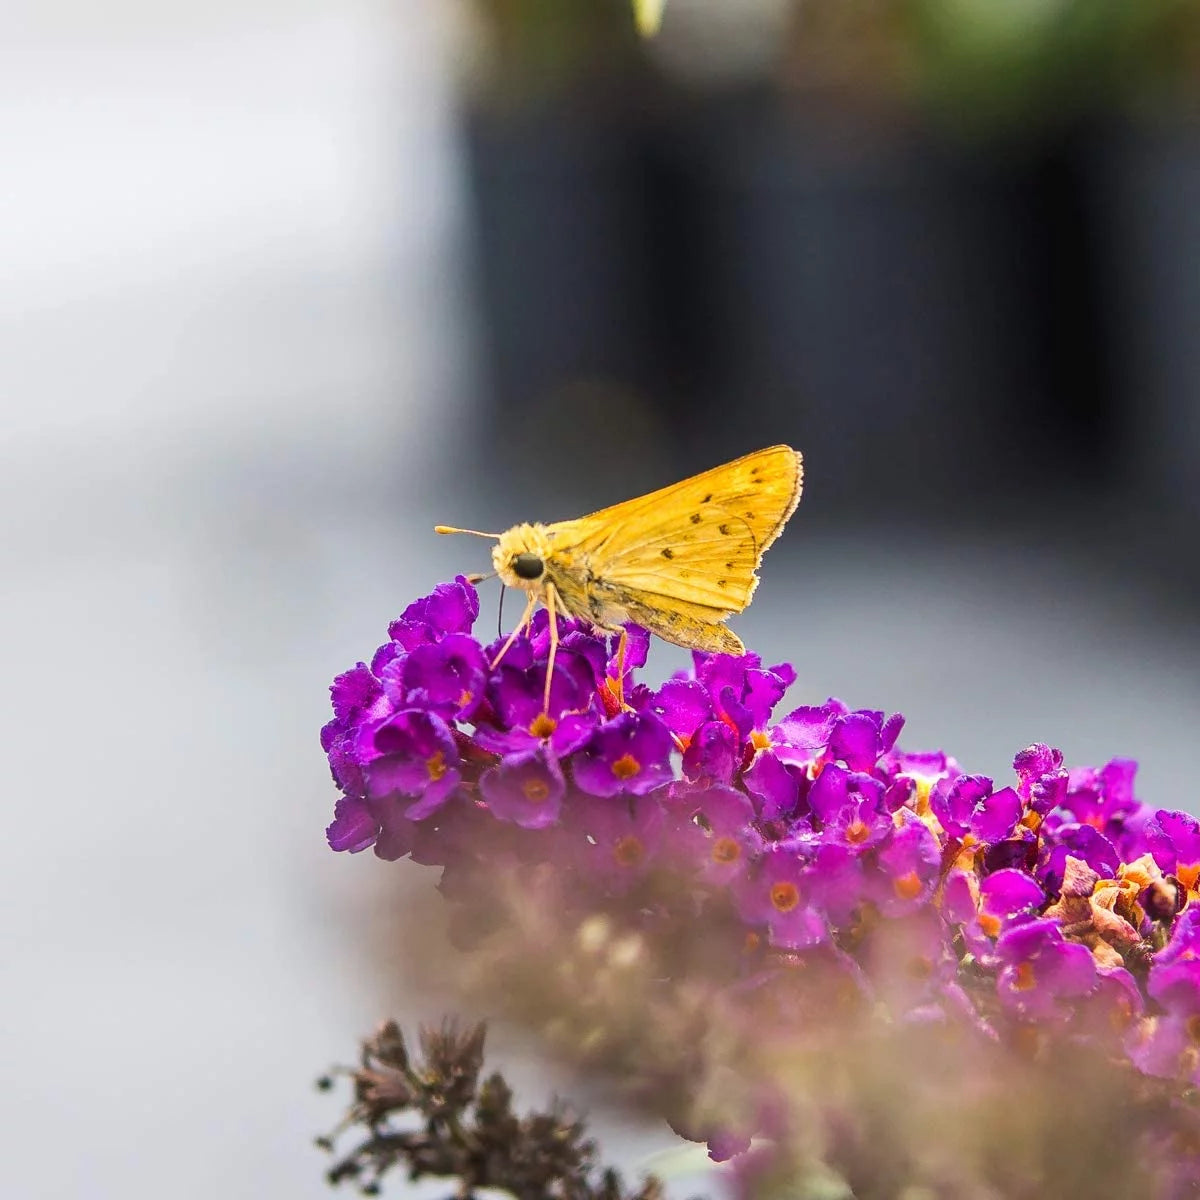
[325,796,379,853]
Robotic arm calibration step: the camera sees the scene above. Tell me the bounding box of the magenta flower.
[930,774,1022,845]
[568,794,666,891]
[480,747,566,829]
[735,846,830,950]
[571,711,674,798]
[359,709,461,820]
[995,918,1098,1021]
[319,575,1200,1184]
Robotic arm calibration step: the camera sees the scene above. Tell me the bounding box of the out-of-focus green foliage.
[467,0,1200,129]
[912,0,1200,130]
[468,0,642,102]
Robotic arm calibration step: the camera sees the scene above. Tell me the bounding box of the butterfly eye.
[512,552,544,580]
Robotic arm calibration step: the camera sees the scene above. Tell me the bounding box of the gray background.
[3,2,1199,1197]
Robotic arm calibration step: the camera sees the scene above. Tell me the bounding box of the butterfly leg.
[542,582,562,713]
[490,591,537,670]
[609,626,628,710]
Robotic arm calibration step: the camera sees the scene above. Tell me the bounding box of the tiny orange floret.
[770,880,801,913]
[425,751,448,782]
[845,819,871,846]
[750,729,772,752]
[1178,862,1200,891]
[611,753,641,781]
[598,677,623,718]
[893,870,923,901]
[712,837,741,865]
[910,778,933,816]
[1013,961,1037,992]
[978,912,1002,939]
[613,835,645,867]
[522,778,551,803]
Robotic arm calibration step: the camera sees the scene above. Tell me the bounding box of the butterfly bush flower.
[323,578,1200,1196]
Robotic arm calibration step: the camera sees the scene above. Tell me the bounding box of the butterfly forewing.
[545,445,802,621]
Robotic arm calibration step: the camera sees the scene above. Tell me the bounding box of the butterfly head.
[492,523,553,594]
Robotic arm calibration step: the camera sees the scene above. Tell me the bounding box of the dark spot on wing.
[744,511,755,520]
[726,561,735,570]
[690,513,702,525]
[717,579,728,589]
[661,547,675,559]
[718,523,731,536]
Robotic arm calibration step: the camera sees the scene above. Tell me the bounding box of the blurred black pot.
[1086,118,1200,583]
[664,94,1083,524]
[461,72,1113,524]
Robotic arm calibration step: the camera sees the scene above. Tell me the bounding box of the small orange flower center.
[1021,810,1043,833]
[908,956,934,981]
[1178,862,1200,891]
[711,837,741,865]
[978,912,1002,939]
[611,753,641,780]
[529,712,557,739]
[425,751,447,782]
[522,778,550,803]
[912,778,934,815]
[1187,1015,1200,1045]
[457,689,473,709]
[770,880,800,913]
[1013,961,1037,992]
[845,818,871,845]
[750,729,772,751]
[613,835,645,867]
[893,870,923,901]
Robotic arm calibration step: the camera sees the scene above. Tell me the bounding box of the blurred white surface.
[0,4,480,1198]
[4,4,1200,1199]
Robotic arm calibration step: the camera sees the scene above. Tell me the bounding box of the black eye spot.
[512,553,544,580]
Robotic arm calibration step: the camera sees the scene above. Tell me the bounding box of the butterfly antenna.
[434,525,501,538]
[497,584,506,638]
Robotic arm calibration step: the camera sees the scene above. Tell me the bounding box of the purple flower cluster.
[323,578,1200,1175]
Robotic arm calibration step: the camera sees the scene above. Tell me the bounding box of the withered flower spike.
[319,1019,665,1200]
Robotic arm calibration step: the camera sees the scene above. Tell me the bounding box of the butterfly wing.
[543,445,802,650]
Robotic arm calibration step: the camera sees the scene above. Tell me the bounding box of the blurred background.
[3,0,1200,1196]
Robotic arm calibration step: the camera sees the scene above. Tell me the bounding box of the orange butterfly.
[437,445,803,709]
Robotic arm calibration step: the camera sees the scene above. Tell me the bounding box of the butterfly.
[436,444,803,709]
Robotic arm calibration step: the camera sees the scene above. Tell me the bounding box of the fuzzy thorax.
[492,523,555,593]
